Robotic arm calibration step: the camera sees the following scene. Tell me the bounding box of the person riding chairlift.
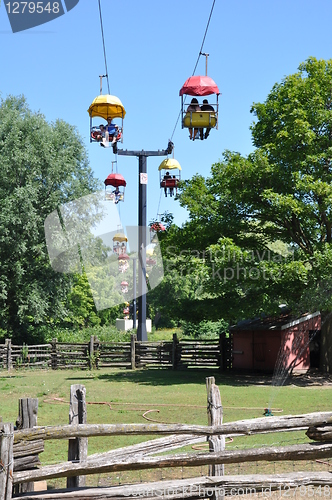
[200,99,215,140]
[163,171,171,197]
[186,98,200,140]
[169,175,177,197]
[113,186,121,204]
[101,117,119,148]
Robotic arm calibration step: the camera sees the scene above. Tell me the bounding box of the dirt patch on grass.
[227,370,332,388]
[286,371,332,387]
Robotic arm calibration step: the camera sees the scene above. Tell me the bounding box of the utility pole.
[132,256,137,330]
[118,141,173,341]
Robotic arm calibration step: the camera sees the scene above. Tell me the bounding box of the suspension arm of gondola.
[200,52,209,76]
[117,142,173,158]
[99,74,107,95]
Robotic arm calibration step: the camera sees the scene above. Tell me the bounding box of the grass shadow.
[93,368,332,388]
[94,368,276,387]
[64,376,98,381]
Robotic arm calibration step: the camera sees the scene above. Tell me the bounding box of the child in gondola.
[113,187,121,204]
[101,118,119,148]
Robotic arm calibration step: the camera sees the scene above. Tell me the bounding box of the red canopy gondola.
[179,75,220,96]
[180,72,220,140]
[104,173,127,188]
[104,173,126,203]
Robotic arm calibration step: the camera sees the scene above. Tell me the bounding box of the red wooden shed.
[231,310,321,373]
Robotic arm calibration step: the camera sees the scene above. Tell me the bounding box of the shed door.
[253,331,266,370]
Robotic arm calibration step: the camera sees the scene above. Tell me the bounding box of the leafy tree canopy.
[160,58,332,332]
[0,95,100,341]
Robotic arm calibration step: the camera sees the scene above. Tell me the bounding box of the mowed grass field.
[1,367,332,490]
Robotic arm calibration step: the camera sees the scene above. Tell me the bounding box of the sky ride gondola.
[149,222,166,245]
[123,302,130,319]
[88,80,126,154]
[118,253,130,273]
[159,158,181,198]
[146,248,157,272]
[150,222,166,232]
[180,55,220,141]
[113,232,128,255]
[104,173,126,204]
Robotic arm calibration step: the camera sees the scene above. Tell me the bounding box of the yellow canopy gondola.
[113,233,128,242]
[158,159,181,198]
[113,232,128,256]
[88,94,126,120]
[158,159,182,172]
[88,94,126,151]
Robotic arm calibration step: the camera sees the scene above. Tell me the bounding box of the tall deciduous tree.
[0,95,100,341]
[171,58,332,371]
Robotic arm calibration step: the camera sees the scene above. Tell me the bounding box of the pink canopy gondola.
[118,253,130,261]
[121,280,129,292]
[150,222,166,232]
[180,75,220,139]
[179,75,220,96]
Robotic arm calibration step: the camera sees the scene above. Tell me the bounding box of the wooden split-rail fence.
[0,334,233,371]
[1,379,332,499]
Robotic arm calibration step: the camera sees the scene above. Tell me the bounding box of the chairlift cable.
[169,0,216,141]
[114,156,121,216]
[98,0,111,94]
[192,0,216,76]
[156,188,162,220]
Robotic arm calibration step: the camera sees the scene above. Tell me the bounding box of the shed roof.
[230,310,320,332]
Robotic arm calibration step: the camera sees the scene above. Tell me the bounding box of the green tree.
[62,271,124,329]
[0,95,100,342]
[171,58,332,371]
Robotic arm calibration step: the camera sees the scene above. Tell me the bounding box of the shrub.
[43,325,133,343]
[181,319,228,339]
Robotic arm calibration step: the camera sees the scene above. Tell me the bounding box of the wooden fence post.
[5,339,12,371]
[131,334,136,369]
[14,398,39,494]
[172,333,178,370]
[206,376,224,500]
[67,385,88,488]
[94,336,99,369]
[51,338,57,370]
[0,422,14,500]
[219,333,224,371]
[88,336,94,370]
[16,398,38,431]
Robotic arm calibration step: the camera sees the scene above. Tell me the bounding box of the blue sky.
[1,0,332,232]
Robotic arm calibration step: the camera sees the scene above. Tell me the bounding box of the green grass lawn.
[1,367,331,489]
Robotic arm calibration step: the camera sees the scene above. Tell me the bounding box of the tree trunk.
[320,311,332,373]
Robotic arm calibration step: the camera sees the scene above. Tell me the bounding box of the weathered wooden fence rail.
[1,380,332,499]
[12,411,332,443]
[0,333,232,371]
